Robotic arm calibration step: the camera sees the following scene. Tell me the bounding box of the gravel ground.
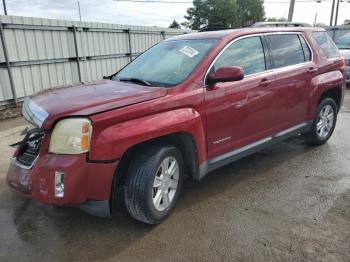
[0,90,349,262]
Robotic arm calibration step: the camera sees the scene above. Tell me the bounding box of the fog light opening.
[55,171,64,198]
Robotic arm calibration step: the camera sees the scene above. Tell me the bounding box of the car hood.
[339,49,350,59]
[23,80,167,129]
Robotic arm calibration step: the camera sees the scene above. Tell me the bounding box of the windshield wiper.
[119,78,152,86]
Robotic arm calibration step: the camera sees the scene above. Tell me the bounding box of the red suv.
[7,28,346,224]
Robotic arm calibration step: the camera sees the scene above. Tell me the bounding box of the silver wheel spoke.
[161,157,170,176]
[327,112,334,121]
[153,189,162,208]
[162,191,170,207]
[323,106,329,117]
[168,161,178,177]
[169,179,178,189]
[153,176,162,188]
[317,120,323,132]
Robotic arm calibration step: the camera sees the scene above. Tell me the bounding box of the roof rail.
[251,22,312,28]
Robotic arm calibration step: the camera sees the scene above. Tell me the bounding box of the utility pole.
[287,0,295,22]
[78,1,82,22]
[330,0,336,26]
[334,0,340,26]
[314,12,318,26]
[2,0,7,15]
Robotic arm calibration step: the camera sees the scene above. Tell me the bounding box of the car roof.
[167,27,325,41]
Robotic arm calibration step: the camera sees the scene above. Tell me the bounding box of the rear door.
[205,35,277,159]
[264,33,314,129]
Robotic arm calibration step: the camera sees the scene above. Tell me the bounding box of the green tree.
[184,0,239,30]
[184,0,265,30]
[237,0,265,27]
[169,19,181,29]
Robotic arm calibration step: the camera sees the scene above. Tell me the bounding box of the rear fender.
[89,108,206,164]
[307,70,344,119]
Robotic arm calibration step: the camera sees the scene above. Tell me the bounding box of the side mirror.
[207,66,244,85]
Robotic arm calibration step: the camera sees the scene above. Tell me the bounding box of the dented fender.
[88,108,207,164]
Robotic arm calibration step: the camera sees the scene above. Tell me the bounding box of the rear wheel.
[124,145,184,224]
[304,98,338,145]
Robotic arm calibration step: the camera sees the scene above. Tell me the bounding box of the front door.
[205,35,278,160]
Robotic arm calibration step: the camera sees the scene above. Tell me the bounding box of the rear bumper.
[7,154,117,216]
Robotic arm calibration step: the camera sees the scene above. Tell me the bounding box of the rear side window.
[213,36,266,75]
[266,34,306,68]
[312,31,339,58]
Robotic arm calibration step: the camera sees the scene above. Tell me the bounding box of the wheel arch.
[115,132,200,183]
[318,86,342,112]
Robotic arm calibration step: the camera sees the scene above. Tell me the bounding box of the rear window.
[312,31,339,58]
[266,34,307,68]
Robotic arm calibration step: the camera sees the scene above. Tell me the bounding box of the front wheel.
[304,98,338,145]
[124,145,184,224]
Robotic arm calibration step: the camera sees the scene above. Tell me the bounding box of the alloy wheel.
[152,156,179,211]
[317,104,334,139]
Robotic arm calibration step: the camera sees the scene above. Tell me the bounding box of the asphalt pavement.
[0,90,349,262]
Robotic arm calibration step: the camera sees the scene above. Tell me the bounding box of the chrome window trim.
[203,31,314,86]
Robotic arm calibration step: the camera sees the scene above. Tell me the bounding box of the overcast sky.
[1,0,350,27]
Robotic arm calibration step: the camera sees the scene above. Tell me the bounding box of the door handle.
[259,78,272,87]
[308,67,318,75]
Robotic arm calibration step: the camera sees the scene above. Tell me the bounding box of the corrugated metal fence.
[0,15,190,106]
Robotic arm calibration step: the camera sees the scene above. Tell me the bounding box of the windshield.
[335,33,350,49]
[113,39,218,87]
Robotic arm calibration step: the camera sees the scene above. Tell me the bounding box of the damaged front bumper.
[7,152,117,217]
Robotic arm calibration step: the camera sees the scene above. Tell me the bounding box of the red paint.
[7,27,346,208]
[207,66,244,84]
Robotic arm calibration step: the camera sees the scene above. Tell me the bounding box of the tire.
[124,144,184,224]
[304,97,338,145]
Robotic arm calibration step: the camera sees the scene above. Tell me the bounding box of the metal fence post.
[0,22,17,105]
[72,25,82,82]
[126,29,132,62]
[161,31,165,40]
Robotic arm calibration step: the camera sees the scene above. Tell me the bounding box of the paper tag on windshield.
[179,46,199,58]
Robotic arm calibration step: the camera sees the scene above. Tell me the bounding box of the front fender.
[89,108,206,164]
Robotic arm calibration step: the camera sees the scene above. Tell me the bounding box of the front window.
[212,36,266,75]
[335,33,350,49]
[113,39,218,87]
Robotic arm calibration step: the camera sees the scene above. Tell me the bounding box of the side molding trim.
[197,121,312,180]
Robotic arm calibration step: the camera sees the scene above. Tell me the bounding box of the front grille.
[15,129,44,168]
